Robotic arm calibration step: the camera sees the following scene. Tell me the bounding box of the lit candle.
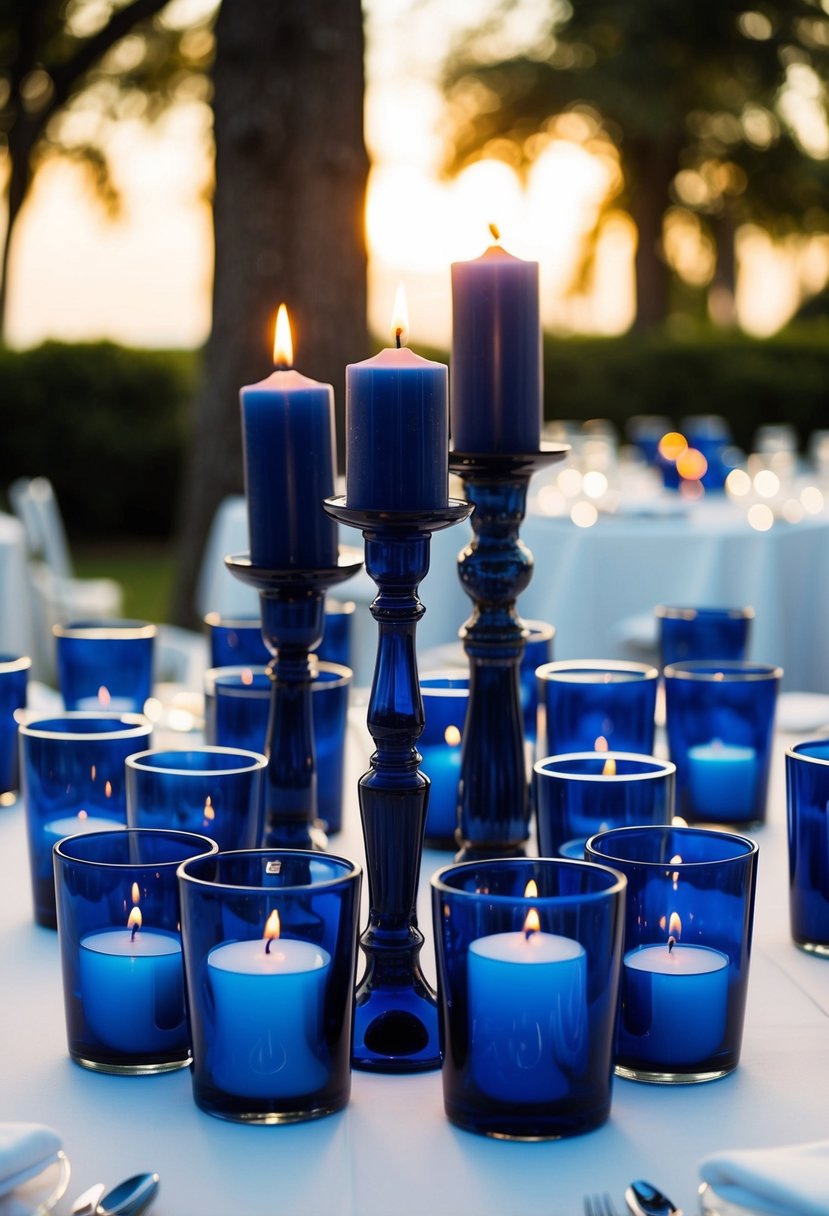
[75,688,138,713]
[345,284,448,510]
[422,722,464,841]
[43,809,123,847]
[450,226,541,454]
[620,912,729,1066]
[467,885,587,1102]
[79,887,185,1054]
[207,909,331,1098]
[686,739,757,819]
[240,304,338,569]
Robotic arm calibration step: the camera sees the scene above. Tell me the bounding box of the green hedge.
[2,329,828,541]
[0,342,197,539]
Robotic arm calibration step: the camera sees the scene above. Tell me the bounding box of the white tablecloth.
[1,713,828,1216]
[0,513,34,661]
[196,495,829,691]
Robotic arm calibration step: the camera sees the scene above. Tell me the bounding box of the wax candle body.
[79,928,185,1053]
[207,938,330,1098]
[620,942,728,1065]
[345,347,448,510]
[468,930,587,1102]
[421,741,462,841]
[43,814,122,846]
[450,245,541,453]
[686,741,757,819]
[240,369,338,569]
[75,696,137,713]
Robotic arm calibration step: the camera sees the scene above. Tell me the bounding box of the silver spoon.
[625,1179,684,1216]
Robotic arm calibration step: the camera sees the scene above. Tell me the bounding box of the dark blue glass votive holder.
[585,825,758,1083]
[536,660,658,758]
[431,857,626,1139]
[204,613,269,667]
[54,828,218,1074]
[203,662,352,834]
[19,712,153,928]
[177,849,362,1123]
[786,741,829,956]
[656,605,754,668]
[316,597,355,668]
[664,661,782,824]
[521,620,555,748]
[0,654,30,802]
[534,752,675,859]
[420,673,468,848]
[125,747,267,850]
[54,620,156,713]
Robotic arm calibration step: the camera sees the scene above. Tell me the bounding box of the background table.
[196,494,829,691]
[1,708,828,1216]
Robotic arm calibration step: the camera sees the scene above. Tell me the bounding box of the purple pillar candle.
[450,233,542,454]
[345,287,448,510]
[240,305,338,570]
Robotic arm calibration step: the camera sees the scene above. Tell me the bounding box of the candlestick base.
[225,548,363,849]
[448,445,568,862]
[324,495,472,1072]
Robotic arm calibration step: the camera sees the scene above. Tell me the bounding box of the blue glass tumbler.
[521,620,555,748]
[0,654,30,801]
[786,741,829,955]
[536,660,658,758]
[586,825,758,1083]
[420,673,469,848]
[19,712,153,928]
[204,613,269,667]
[656,606,753,668]
[534,752,675,859]
[54,828,217,1074]
[125,747,267,850]
[177,849,362,1123]
[203,662,352,834]
[54,620,156,713]
[432,857,626,1139]
[664,660,782,824]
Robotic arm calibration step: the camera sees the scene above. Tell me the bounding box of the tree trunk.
[171,0,369,626]
[626,138,678,330]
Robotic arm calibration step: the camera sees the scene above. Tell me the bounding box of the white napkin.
[700,1139,829,1215]
[0,1123,62,1198]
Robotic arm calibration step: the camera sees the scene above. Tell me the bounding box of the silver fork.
[584,1196,623,1216]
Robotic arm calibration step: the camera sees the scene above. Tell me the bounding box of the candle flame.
[203,795,215,822]
[670,853,682,889]
[524,879,538,899]
[658,431,688,462]
[131,882,140,905]
[594,735,609,752]
[523,907,541,938]
[78,809,88,822]
[671,815,688,827]
[668,911,682,943]
[602,755,617,776]
[272,303,294,368]
[128,905,142,933]
[391,282,409,348]
[489,221,501,242]
[444,724,461,747]
[104,780,112,799]
[241,667,254,686]
[264,909,281,955]
[97,685,111,707]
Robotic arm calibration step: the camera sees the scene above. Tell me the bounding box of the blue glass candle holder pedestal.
[586,825,758,1083]
[449,447,567,861]
[224,549,362,849]
[431,857,625,1139]
[786,741,829,955]
[324,496,471,1073]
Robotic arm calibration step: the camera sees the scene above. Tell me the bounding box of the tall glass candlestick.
[324,496,471,1072]
[449,448,567,860]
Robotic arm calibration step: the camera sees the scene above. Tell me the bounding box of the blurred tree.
[0,0,214,336]
[170,0,369,625]
[442,0,829,328]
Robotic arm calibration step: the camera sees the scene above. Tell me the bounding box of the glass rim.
[53,620,157,640]
[585,823,759,867]
[430,855,627,903]
[177,847,362,893]
[203,611,261,630]
[522,619,556,642]
[204,660,352,694]
[125,746,268,776]
[19,711,152,741]
[420,669,470,696]
[787,740,829,766]
[663,660,783,682]
[655,604,755,622]
[0,655,32,673]
[535,658,659,682]
[533,752,676,782]
[55,827,219,867]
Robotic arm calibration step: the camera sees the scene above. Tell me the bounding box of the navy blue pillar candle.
[450,234,542,453]
[345,289,448,510]
[240,305,338,570]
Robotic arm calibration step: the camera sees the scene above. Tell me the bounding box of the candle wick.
[131,923,138,943]
[395,327,403,349]
[667,935,676,953]
[265,937,273,955]
[275,359,292,372]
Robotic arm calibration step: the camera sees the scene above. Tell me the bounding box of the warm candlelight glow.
[104,780,112,799]
[602,755,617,776]
[264,909,281,942]
[241,667,254,686]
[127,906,142,931]
[668,911,682,944]
[131,882,140,905]
[489,221,501,242]
[676,447,708,481]
[77,810,88,822]
[524,879,539,899]
[203,795,215,822]
[672,815,688,828]
[594,735,609,752]
[97,685,111,707]
[273,303,294,368]
[523,907,541,937]
[444,724,461,747]
[391,281,409,348]
[658,431,688,462]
